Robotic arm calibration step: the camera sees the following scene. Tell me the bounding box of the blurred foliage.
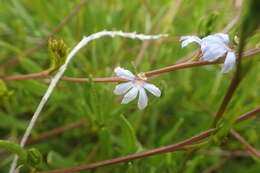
[0,80,12,105]
[0,140,42,171]
[0,0,259,173]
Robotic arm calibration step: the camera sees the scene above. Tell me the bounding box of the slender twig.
[195,97,260,158]
[38,129,216,173]
[0,0,90,70]
[175,49,200,64]
[211,27,248,128]
[8,31,167,173]
[0,120,87,157]
[26,120,87,145]
[236,107,260,123]
[210,71,241,128]
[230,130,260,158]
[37,108,259,173]
[2,48,259,83]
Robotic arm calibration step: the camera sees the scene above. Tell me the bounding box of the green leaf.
[0,140,27,163]
[98,127,113,157]
[119,114,138,154]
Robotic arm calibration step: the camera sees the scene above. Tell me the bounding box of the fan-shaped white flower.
[114,67,161,110]
[180,33,236,73]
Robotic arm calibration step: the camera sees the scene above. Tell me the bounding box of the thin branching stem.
[211,29,249,128]
[2,48,259,83]
[37,107,259,173]
[38,129,216,173]
[236,107,260,123]
[230,130,260,158]
[8,31,167,173]
[26,120,87,145]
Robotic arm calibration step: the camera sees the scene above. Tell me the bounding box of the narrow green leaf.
[119,114,138,154]
[0,140,27,163]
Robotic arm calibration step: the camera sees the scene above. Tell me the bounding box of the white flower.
[180,33,236,73]
[114,67,161,110]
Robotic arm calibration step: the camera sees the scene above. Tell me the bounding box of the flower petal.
[121,87,138,104]
[213,33,230,45]
[202,44,227,62]
[201,35,228,62]
[138,87,148,109]
[114,82,133,95]
[180,36,202,48]
[114,67,135,80]
[143,83,161,97]
[221,51,236,73]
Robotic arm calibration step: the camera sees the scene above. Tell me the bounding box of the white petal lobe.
[180,36,202,48]
[138,88,148,110]
[114,82,133,95]
[213,33,230,45]
[201,43,227,61]
[201,35,228,62]
[114,67,135,80]
[144,83,161,97]
[221,51,236,73]
[121,87,138,104]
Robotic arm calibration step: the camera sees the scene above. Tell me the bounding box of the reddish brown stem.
[230,130,260,158]
[211,35,248,128]
[2,48,259,83]
[60,77,127,83]
[26,120,87,145]
[145,48,259,77]
[36,107,260,173]
[236,107,260,123]
[3,72,49,81]
[211,72,241,128]
[38,129,216,173]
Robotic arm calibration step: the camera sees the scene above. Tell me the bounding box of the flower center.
[133,79,145,87]
[137,72,147,80]
[223,43,233,51]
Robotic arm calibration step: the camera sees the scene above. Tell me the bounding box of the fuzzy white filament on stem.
[8,31,167,173]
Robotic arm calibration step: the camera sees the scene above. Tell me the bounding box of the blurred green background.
[0,0,259,172]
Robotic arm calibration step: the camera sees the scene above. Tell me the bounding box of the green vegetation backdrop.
[0,0,259,172]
